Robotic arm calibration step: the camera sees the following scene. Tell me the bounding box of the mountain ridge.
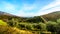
[0,11,60,22]
[41,11,60,22]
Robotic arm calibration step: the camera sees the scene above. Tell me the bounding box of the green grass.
[0,20,7,26]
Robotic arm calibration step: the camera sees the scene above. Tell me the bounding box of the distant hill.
[0,11,21,22]
[0,11,60,23]
[26,11,60,22]
[0,11,46,23]
[0,11,13,16]
[0,11,21,17]
[42,11,60,22]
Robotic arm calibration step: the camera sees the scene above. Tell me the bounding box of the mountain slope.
[0,11,13,16]
[0,11,21,22]
[0,11,60,23]
[42,11,60,22]
[0,11,45,23]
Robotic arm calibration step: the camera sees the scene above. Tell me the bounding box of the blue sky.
[0,0,60,17]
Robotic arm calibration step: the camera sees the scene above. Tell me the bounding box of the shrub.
[46,21,57,32]
[26,24,33,30]
[18,23,26,30]
[57,19,60,23]
[39,23,46,31]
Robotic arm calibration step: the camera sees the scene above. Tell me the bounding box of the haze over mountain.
[0,11,22,17]
[0,11,60,22]
[0,11,60,17]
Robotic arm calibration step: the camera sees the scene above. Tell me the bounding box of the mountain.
[41,11,60,22]
[0,11,60,23]
[0,11,19,17]
[25,11,60,23]
[0,11,21,22]
[0,11,46,23]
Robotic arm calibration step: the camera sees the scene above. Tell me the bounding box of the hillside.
[0,11,46,23]
[0,11,60,23]
[0,11,60,34]
[42,11,60,22]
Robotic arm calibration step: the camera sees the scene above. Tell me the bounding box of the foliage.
[39,23,46,31]
[41,31,51,34]
[57,18,60,23]
[0,20,7,26]
[26,24,33,30]
[46,21,57,32]
[1,12,60,34]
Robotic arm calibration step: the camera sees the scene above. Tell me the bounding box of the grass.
[13,27,33,34]
[0,20,7,26]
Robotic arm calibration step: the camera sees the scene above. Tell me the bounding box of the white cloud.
[16,8,35,17]
[40,0,60,11]
[36,5,60,16]
[12,0,60,17]
[1,0,60,17]
[0,1,36,17]
[1,2,16,13]
[5,4,15,11]
[16,4,37,17]
[23,4,36,10]
[35,0,60,16]
[16,0,40,17]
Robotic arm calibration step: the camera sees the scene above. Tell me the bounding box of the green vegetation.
[0,11,60,34]
[2,17,60,34]
[0,20,7,26]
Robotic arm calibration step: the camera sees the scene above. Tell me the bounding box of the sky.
[0,0,60,17]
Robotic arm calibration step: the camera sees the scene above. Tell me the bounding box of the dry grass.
[0,25,33,34]
[13,27,33,34]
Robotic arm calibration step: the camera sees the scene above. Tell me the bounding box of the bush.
[18,23,26,30]
[46,21,57,32]
[39,23,46,31]
[26,24,33,30]
[57,19,60,23]
[56,23,60,34]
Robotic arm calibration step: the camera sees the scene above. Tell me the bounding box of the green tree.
[39,23,46,31]
[46,21,57,34]
[57,18,60,23]
[56,18,60,34]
